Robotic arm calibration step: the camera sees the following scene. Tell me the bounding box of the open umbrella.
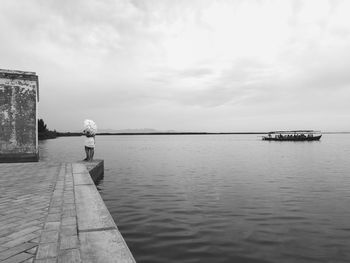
[84,119,97,135]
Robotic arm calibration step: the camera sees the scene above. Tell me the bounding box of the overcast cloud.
[1,0,349,132]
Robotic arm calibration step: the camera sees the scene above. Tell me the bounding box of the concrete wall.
[81,159,104,184]
[0,69,39,162]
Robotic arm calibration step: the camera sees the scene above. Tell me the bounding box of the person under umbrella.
[83,119,97,161]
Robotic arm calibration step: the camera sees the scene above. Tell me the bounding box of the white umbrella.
[84,119,97,135]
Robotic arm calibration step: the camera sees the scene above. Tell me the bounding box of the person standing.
[83,130,95,161]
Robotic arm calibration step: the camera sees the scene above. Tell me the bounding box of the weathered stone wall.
[0,70,39,162]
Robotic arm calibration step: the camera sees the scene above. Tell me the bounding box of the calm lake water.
[40,134,350,263]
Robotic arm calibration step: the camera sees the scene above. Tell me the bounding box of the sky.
[1,0,350,132]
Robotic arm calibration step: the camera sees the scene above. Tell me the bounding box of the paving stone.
[72,164,87,174]
[0,246,8,252]
[62,217,76,226]
[60,225,77,237]
[39,231,59,244]
[11,220,43,232]
[80,230,135,263]
[0,236,11,245]
[1,216,23,225]
[44,222,60,231]
[2,233,38,248]
[49,203,62,209]
[0,242,36,260]
[0,161,135,262]
[63,200,75,205]
[0,252,33,263]
[62,204,75,211]
[60,235,79,250]
[29,238,40,244]
[0,224,17,235]
[62,209,76,218]
[7,226,42,240]
[26,246,38,255]
[58,248,81,263]
[20,214,46,222]
[75,184,116,231]
[33,230,43,236]
[46,214,61,222]
[48,207,61,214]
[36,243,58,259]
[73,172,93,186]
[34,257,57,263]
[64,196,75,202]
[0,163,62,260]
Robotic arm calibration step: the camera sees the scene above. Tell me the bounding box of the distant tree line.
[38,119,83,140]
[38,119,58,140]
[37,118,269,140]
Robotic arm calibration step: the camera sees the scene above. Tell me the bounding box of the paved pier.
[0,161,135,263]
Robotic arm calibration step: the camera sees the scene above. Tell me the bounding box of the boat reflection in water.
[262,130,322,141]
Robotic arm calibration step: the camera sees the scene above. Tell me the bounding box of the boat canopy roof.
[267,130,321,134]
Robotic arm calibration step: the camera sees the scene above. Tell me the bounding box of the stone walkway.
[0,162,135,263]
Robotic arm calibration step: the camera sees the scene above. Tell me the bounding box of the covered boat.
[262,130,322,141]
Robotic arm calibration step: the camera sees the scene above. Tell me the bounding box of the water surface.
[40,134,350,263]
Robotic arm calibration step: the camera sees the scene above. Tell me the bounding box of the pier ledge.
[0,160,135,263]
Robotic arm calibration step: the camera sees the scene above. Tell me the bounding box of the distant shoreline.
[51,131,350,138]
[97,132,266,135]
[54,132,265,137]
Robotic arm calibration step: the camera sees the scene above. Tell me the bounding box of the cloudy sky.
[1,0,350,132]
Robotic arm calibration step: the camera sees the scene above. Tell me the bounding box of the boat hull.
[262,135,322,141]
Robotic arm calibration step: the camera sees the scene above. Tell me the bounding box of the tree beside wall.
[38,119,57,140]
[38,119,47,133]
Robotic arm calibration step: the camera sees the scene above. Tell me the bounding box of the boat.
[262,130,322,141]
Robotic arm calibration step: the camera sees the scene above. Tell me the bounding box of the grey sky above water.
[1,0,350,132]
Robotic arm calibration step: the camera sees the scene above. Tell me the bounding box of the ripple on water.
[40,134,350,263]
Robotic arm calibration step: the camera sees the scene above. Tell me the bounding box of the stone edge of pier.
[73,160,136,263]
[79,160,104,184]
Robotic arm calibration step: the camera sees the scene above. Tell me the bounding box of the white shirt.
[85,136,95,148]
